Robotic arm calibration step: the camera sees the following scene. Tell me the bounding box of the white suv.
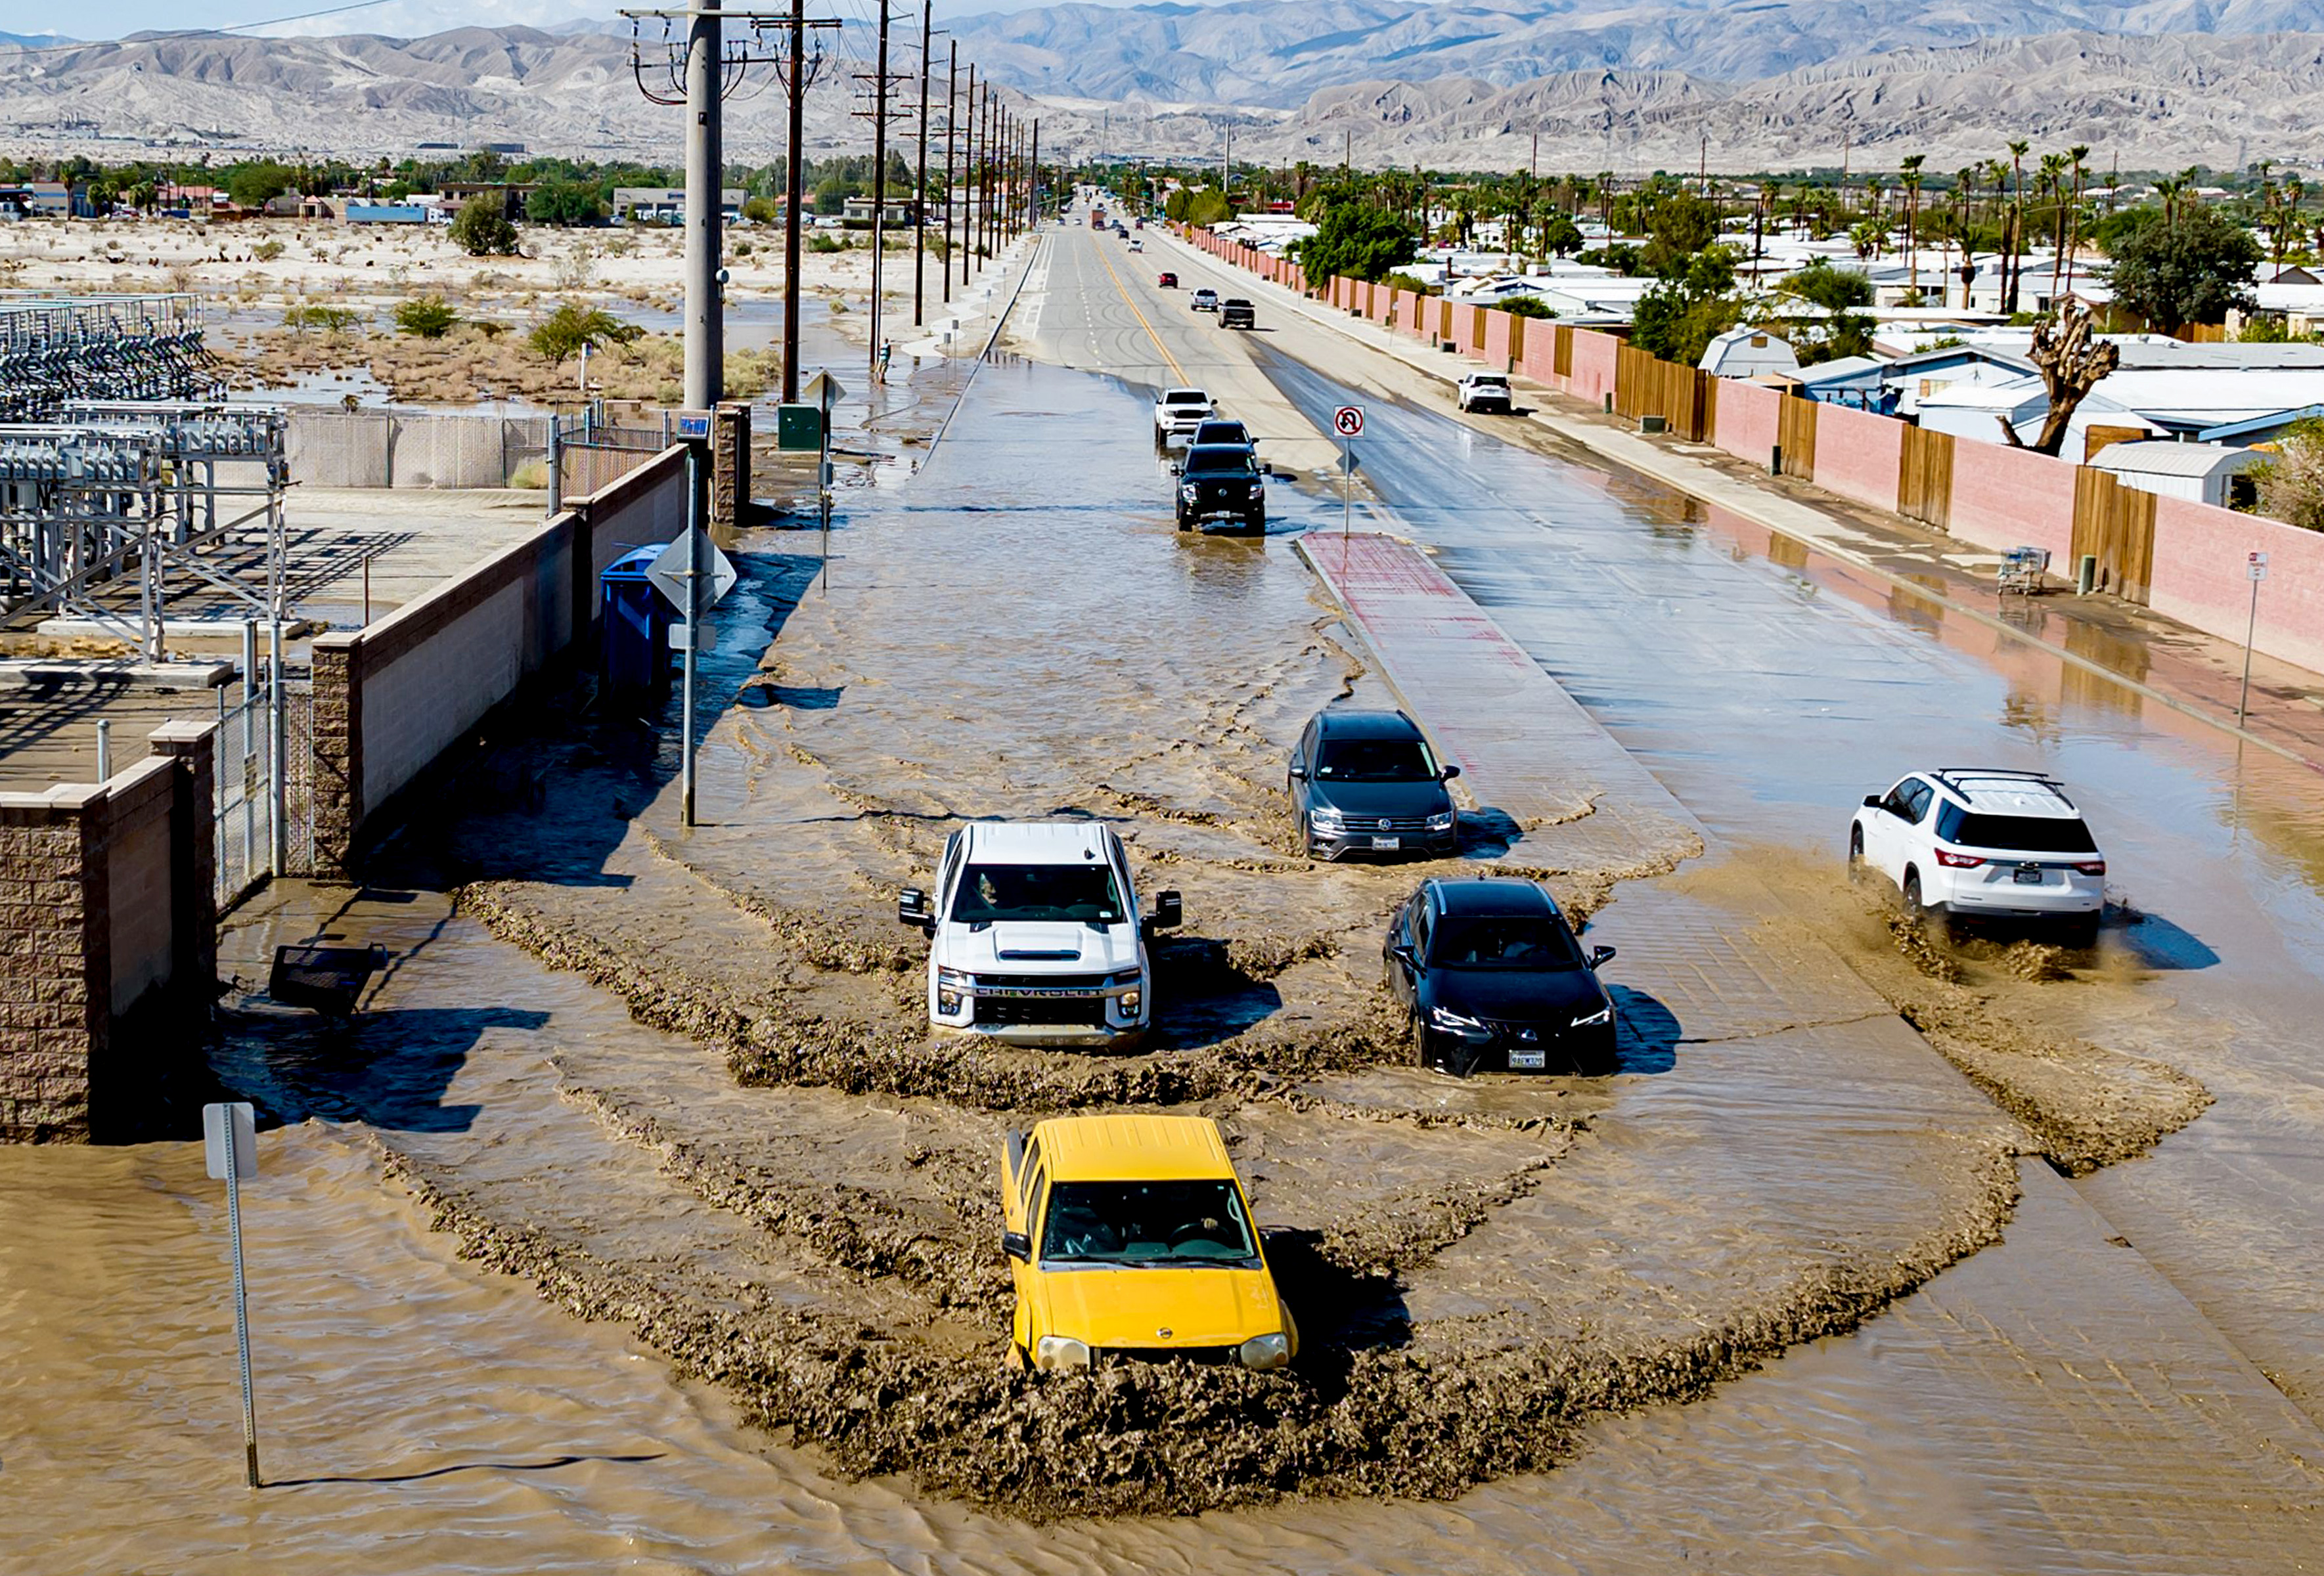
[1849,768,2105,942]
[1153,387,1215,447]
[897,821,1182,1049]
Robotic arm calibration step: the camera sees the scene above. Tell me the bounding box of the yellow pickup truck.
[999,1113,1298,1372]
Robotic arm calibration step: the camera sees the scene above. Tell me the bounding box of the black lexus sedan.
[1289,709,1459,859]
[1383,878,1618,1075]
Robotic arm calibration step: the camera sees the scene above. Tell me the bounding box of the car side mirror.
[1169,461,1182,475]
[1146,890,1183,932]
[1862,794,1883,809]
[1590,945,1617,969]
[897,887,933,927]
[1390,942,1416,969]
[1440,764,1462,781]
[1002,1231,1031,1263]
[1287,764,1307,780]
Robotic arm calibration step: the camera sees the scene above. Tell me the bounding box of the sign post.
[1333,405,1363,534]
[203,1101,260,1489]
[803,369,847,575]
[2238,550,2269,724]
[647,474,740,829]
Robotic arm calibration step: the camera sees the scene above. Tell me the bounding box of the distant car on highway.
[1157,271,1178,288]
[1153,386,1216,447]
[1128,240,1144,252]
[1287,709,1458,861]
[1458,372,1513,414]
[1385,878,1618,1076]
[1219,298,1255,330]
[1190,288,1220,313]
[998,1113,1297,1373]
[1850,768,2106,944]
[897,821,1182,1050]
[1173,443,1268,533]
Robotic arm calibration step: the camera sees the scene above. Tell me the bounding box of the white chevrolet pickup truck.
[1153,387,1216,448]
[897,821,1182,1049]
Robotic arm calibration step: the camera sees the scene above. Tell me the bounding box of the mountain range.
[0,4,2318,173]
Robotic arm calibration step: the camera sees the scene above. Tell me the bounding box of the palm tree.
[1901,154,1926,299]
[2040,152,2068,298]
[2005,139,2030,313]
[2155,175,2185,225]
[2064,144,2090,295]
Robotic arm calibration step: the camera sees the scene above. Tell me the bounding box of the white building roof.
[2089,441,2264,479]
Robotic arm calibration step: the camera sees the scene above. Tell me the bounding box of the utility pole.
[782,0,807,401]
[1531,129,1538,181]
[859,0,897,382]
[684,0,724,410]
[1029,118,1039,227]
[961,66,976,287]
[913,0,933,326]
[943,41,957,305]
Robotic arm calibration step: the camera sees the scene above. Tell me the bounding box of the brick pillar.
[311,632,364,875]
[712,401,750,533]
[148,719,217,990]
[0,786,108,1141]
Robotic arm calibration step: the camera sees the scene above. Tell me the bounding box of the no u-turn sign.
[1333,405,1364,437]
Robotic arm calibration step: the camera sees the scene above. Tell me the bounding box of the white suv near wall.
[1849,768,2106,943]
[897,821,1182,1049]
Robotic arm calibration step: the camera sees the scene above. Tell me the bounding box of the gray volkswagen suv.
[1289,709,1460,860]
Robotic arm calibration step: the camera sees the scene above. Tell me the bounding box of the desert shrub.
[528,301,643,364]
[252,239,284,263]
[394,296,460,338]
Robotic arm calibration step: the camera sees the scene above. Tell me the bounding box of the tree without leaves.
[2104,204,2261,333]
[2000,299,2120,456]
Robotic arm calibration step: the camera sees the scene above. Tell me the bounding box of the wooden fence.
[1898,424,1955,529]
[1614,345,1712,440]
[2072,469,2159,603]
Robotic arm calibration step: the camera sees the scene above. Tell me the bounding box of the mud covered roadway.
[176,353,2089,1523]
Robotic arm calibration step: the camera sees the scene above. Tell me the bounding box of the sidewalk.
[1155,228,2324,775]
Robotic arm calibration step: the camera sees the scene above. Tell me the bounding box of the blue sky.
[0,0,1255,38]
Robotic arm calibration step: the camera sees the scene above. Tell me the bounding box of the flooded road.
[11,225,2324,1570]
[1251,339,2324,1429]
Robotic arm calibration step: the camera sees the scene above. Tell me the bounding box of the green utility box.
[776,403,824,452]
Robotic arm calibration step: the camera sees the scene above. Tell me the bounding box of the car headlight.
[1426,811,1454,831]
[1035,1336,1090,1371]
[1238,1332,1291,1370]
[1308,806,1345,831]
[1117,990,1141,1017]
[1429,1005,1488,1033]
[937,967,973,988]
[1571,1004,1613,1028]
[1180,485,1199,502]
[1247,482,1264,496]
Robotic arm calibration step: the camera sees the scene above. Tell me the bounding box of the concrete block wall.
[288,410,552,490]
[1,722,217,1143]
[309,444,688,871]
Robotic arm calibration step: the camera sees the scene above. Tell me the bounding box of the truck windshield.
[1040,1180,1260,1266]
[1184,447,1255,475]
[953,862,1125,924]
[1315,737,1438,781]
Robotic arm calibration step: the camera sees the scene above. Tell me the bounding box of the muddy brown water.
[12,312,2324,1564]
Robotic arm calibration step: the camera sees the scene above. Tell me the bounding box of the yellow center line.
[1087,229,1190,385]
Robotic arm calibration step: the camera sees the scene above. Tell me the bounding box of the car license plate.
[1370,835,1400,850]
[1508,1049,1547,1070]
[2013,865,2045,885]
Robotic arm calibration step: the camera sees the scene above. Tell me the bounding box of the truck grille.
[1096,1345,1240,1367]
[974,973,1114,993]
[1337,814,1440,835]
[973,997,1111,1028]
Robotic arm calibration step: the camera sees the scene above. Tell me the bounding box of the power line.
[4,1,401,50]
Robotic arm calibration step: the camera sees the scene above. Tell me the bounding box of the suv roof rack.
[1928,768,2075,806]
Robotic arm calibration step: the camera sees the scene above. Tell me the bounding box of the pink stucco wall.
[2149,499,2324,674]
[1810,403,1904,513]
[1712,378,1781,468]
[1482,309,1516,369]
[1568,330,1620,407]
[1945,437,2078,562]
[1447,301,1479,351]
[1519,325,1561,388]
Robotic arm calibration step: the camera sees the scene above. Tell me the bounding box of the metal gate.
[210,661,315,907]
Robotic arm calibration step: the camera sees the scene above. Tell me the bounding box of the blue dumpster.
[601,544,674,693]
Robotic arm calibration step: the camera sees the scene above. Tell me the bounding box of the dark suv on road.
[1174,443,1268,531]
[1288,709,1460,859]
[1220,297,1256,329]
[1385,877,1618,1076]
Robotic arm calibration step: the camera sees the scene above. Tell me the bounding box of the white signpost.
[2239,550,2270,723]
[202,1101,261,1489]
[1333,406,1364,533]
[648,475,741,827]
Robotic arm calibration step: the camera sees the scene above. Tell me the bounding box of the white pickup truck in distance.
[1458,372,1513,414]
[897,821,1182,1049]
[1154,387,1216,446]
